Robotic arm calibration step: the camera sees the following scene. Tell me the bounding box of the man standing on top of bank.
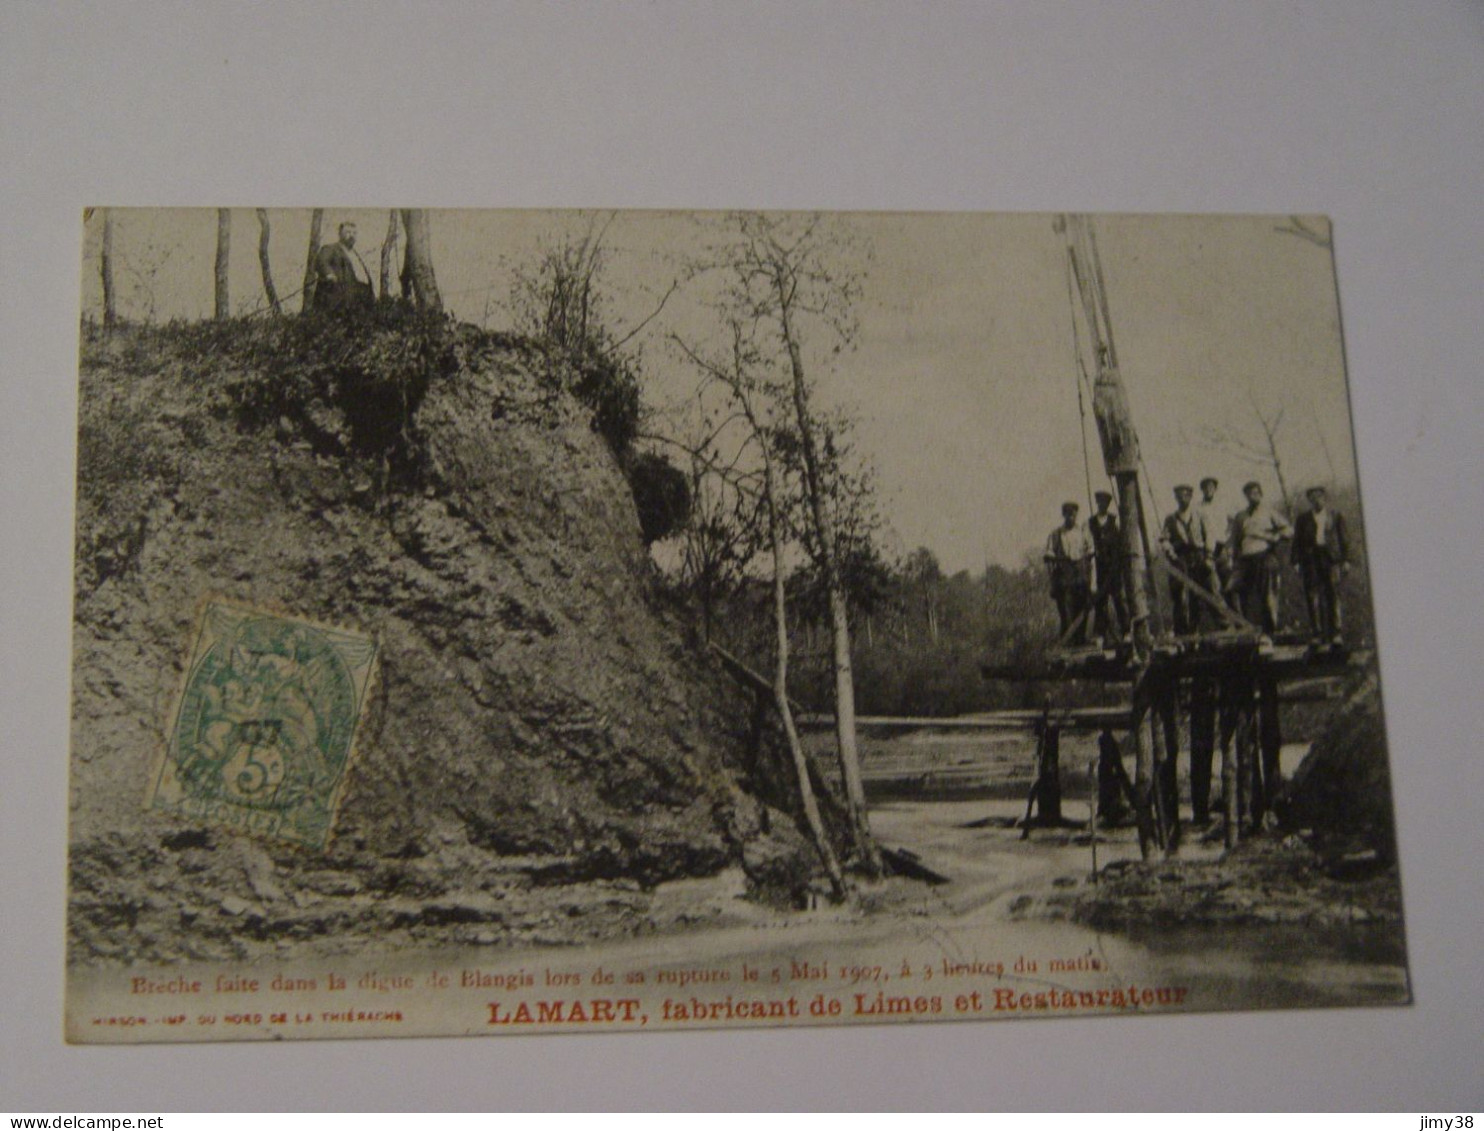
[1045,501,1094,644]
[1292,485,1350,645]
[314,220,376,312]
[1227,480,1293,638]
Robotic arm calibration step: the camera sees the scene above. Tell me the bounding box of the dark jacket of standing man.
[314,221,375,312]
[1087,490,1128,638]
[1291,486,1350,643]
[1160,484,1210,635]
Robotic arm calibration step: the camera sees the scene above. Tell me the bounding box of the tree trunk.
[214,208,230,320]
[302,208,323,313]
[776,281,879,877]
[400,209,442,311]
[100,209,116,328]
[255,209,281,315]
[380,209,400,301]
[760,430,846,899]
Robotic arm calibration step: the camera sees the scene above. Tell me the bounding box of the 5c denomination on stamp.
[148,600,378,849]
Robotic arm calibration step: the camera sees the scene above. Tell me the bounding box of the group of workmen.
[1044,476,1350,645]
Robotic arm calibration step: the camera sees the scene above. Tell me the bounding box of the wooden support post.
[1020,707,1063,835]
[1129,675,1156,860]
[1041,724,1063,823]
[1190,676,1216,825]
[1116,470,1156,862]
[1237,693,1259,836]
[1221,724,1240,850]
[1154,678,1182,854]
[1088,755,1100,881]
[1147,700,1166,852]
[1019,726,1046,839]
[1257,675,1283,825]
[1218,675,1246,849]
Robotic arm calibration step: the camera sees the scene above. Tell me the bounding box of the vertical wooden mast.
[1061,214,1164,857]
[1063,215,1153,653]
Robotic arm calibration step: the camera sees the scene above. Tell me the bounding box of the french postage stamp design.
[148,601,377,849]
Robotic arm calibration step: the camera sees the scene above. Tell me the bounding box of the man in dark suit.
[1292,485,1350,644]
[313,221,375,312]
[1087,490,1128,640]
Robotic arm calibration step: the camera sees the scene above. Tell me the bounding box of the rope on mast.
[1085,219,1118,370]
[1065,249,1098,513]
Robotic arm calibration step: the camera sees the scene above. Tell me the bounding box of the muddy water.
[806,719,1316,800]
[67,736,1408,1042]
[417,794,1407,1031]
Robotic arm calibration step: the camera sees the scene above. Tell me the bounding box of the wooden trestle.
[986,634,1371,857]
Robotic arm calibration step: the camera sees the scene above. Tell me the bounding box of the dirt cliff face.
[1279,671,1396,861]
[68,316,806,965]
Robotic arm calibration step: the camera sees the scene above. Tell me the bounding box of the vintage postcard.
[66,208,1407,1042]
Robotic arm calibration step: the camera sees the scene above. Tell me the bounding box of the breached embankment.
[68,311,815,965]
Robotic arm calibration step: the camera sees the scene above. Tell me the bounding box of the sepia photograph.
[65,207,1408,1042]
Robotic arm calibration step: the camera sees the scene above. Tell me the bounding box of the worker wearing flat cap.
[1087,490,1128,640]
[1195,476,1231,603]
[1292,485,1350,644]
[1160,484,1210,635]
[1044,502,1094,643]
[1226,481,1293,637]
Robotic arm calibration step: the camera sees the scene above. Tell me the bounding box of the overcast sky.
[81,208,1357,572]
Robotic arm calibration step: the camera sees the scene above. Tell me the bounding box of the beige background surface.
[3,0,1482,1111]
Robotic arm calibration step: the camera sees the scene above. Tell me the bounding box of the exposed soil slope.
[68,315,810,965]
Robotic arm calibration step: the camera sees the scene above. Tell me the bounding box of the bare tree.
[255,209,281,315]
[214,208,231,320]
[1274,215,1332,249]
[1193,386,1292,512]
[94,208,117,328]
[711,212,881,876]
[302,208,324,313]
[671,393,760,640]
[674,328,846,898]
[902,547,944,644]
[399,209,442,311]
[510,214,678,359]
[379,209,400,300]
[512,215,612,350]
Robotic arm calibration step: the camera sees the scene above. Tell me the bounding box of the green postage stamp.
[148,601,378,849]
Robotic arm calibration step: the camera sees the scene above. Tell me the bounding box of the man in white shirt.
[1195,476,1229,600]
[1044,502,1094,642]
[1227,481,1293,635]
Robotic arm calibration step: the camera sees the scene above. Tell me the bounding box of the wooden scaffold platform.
[991,214,1372,860]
